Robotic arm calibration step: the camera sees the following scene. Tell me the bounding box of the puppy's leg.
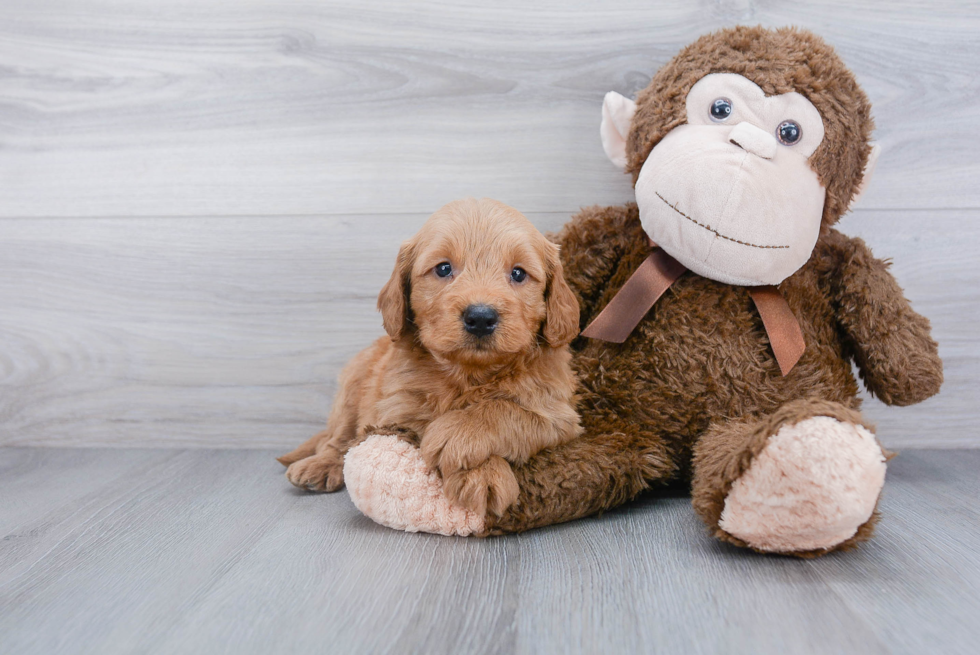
[281,340,385,492]
[285,446,347,492]
[443,456,520,517]
[277,429,329,466]
[420,404,528,516]
[421,399,578,473]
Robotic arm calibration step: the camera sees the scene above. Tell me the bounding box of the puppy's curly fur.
[278,198,582,516]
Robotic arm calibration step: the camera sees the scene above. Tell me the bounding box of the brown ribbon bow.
[580,241,805,376]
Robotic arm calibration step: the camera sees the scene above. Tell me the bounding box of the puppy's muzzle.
[462,304,498,338]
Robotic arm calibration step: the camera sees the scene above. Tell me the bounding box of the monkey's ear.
[377,241,415,340]
[848,143,881,211]
[601,91,637,171]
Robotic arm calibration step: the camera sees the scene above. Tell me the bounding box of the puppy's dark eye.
[435,262,452,278]
[710,98,733,122]
[777,120,802,145]
[510,267,527,283]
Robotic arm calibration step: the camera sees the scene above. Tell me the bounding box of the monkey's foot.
[719,416,887,554]
[343,435,486,537]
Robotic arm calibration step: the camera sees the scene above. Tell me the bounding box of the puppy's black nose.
[462,304,498,337]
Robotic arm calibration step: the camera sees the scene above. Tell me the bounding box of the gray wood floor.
[0,447,977,655]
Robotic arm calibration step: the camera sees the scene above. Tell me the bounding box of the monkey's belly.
[572,273,858,467]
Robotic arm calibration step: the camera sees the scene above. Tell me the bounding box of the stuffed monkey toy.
[342,26,943,556]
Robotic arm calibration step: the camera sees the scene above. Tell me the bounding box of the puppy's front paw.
[420,425,452,471]
[285,450,345,492]
[420,425,494,474]
[443,456,520,517]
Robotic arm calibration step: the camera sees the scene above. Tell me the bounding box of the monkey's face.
[634,74,827,286]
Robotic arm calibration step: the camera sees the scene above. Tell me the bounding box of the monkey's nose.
[729,122,777,160]
[462,304,498,337]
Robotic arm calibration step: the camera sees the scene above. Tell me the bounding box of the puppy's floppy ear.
[543,242,580,347]
[377,240,416,340]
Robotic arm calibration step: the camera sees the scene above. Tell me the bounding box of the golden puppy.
[277,198,582,516]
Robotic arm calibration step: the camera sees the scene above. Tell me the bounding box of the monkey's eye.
[709,98,733,122]
[435,262,453,278]
[510,267,527,283]
[777,120,802,145]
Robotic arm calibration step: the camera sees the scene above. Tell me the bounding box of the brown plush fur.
[478,28,943,555]
[278,198,582,517]
[486,204,940,546]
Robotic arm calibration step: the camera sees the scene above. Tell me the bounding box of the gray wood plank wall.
[1,0,978,448]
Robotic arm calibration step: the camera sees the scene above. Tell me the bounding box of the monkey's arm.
[831,232,943,406]
[552,203,646,325]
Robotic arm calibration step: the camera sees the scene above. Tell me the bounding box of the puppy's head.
[378,198,579,365]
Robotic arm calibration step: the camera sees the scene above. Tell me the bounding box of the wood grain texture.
[1,0,978,217]
[0,447,977,654]
[1,209,975,449]
[0,0,977,449]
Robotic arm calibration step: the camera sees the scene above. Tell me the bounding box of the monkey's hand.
[833,232,943,406]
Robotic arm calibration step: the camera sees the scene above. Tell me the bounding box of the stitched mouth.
[655,192,789,250]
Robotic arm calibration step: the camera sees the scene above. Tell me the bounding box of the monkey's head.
[602,26,878,286]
